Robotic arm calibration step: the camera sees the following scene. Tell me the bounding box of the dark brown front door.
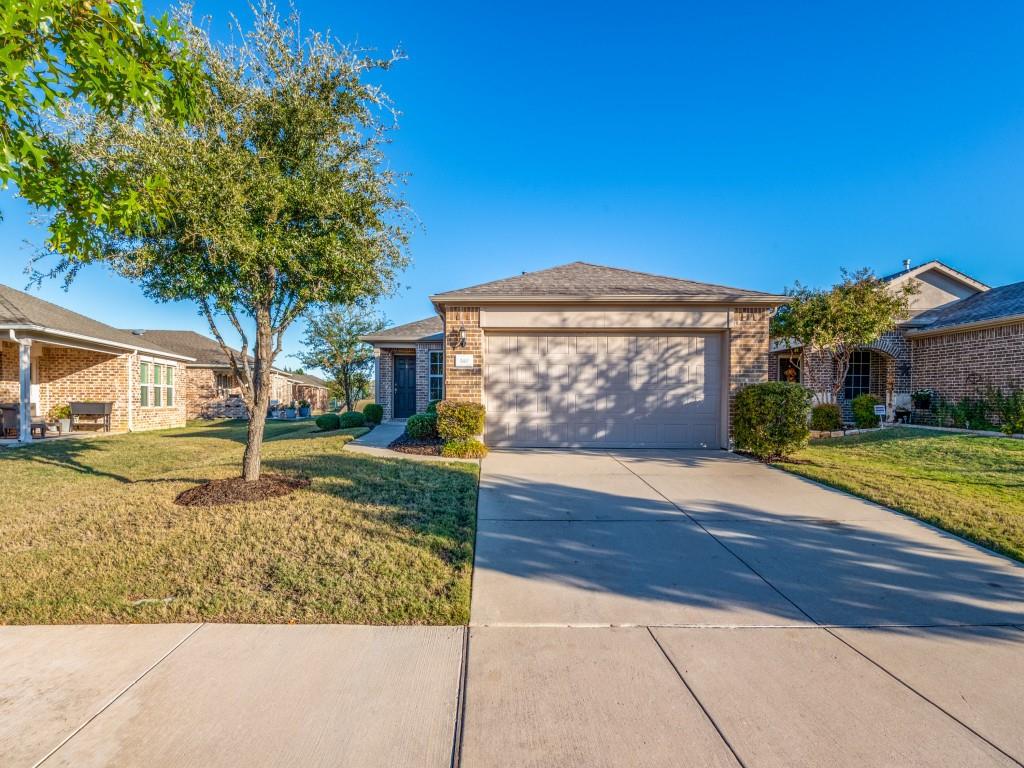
[393,356,416,418]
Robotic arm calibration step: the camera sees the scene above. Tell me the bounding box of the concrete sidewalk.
[1,625,463,768]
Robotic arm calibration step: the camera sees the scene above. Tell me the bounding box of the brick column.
[728,307,772,437]
[443,306,483,404]
[415,344,431,412]
[378,349,395,420]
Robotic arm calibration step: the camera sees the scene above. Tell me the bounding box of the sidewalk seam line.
[450,626,471,768]
[33,623,207,768]
[646,626,749,768]
[824,628,1024,767]
[614,454,1023,765]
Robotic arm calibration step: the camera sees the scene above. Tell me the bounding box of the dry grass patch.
[776,427,1024,562]
[0,420,478,624]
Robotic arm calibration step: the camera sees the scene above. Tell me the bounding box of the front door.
[393,356,416,418]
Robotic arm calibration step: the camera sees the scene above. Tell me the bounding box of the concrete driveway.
[462,449,1024,767]
[4,449,1023,767]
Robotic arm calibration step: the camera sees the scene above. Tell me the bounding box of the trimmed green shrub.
[851,394,882,428]
[406,413,438,440]
[362,403,383,424]
[315,412,341,431]
[733,382,812,461]
[426,399,441,414]
[338,411,366,428]
[810,403,842,432]
[436,400,486,440]
[441,438,488,458]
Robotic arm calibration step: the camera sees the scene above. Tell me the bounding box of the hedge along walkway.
[0,420,479,624]
[776,427,1024,562]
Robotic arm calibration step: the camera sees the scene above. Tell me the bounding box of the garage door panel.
[485,333,722,448]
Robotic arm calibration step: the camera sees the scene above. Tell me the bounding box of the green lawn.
[776,427,1024,562]
[0,420,479,625]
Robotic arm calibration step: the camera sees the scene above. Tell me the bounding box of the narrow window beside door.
[428,350,444,401]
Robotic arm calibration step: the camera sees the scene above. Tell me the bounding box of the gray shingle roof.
[0,283,190,359]
[879,259,988,289]
[913,280,1024,333]
[360,316,443,343]
[430,262,785,302]
[289,372,328,388]
[126,330,244,366]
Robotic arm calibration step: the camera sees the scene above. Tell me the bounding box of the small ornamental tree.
[35,3,409,481]
[771,268,916,404]
[1,0,203,248]
[297,305,385,413]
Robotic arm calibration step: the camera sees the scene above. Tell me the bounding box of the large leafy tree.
[770,268,916,403]
[296,305,385,412]
[0,0,202,249]
[37,3,409,480]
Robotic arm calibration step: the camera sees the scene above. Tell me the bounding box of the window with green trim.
[140,361,175,408]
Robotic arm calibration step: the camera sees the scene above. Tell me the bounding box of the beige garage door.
[484,332,723,448]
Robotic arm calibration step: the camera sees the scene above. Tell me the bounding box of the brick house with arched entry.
[770,261,1024,422]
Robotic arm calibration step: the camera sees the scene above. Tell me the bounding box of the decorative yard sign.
[874,404,887,417]
[455,354,475,368]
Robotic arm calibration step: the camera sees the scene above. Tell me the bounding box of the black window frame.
[778,356,801,383]
[843,349,871,401]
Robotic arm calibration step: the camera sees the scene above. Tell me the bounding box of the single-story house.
[127,330,330,419]
[0,283,192,440]
[289,372,331,412]
[769,261,1024,420]
[362,261,787,448]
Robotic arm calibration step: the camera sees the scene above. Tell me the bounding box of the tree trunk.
[342,369,353,412]
[242,309,274,482]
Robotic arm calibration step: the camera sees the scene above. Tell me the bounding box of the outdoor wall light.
[456,324,467,348]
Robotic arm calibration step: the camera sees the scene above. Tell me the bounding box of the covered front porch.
[0,333,130,443]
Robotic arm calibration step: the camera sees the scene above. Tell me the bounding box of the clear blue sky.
[3,1,1023,373]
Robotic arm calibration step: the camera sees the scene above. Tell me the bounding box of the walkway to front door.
[392,355,416,418]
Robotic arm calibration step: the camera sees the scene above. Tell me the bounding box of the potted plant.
[49,403,72,434]
[285,400,298,419]
[911,388,933,410]
[298,399,311,418]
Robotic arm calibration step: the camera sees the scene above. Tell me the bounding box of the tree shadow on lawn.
[0,435,214,485]
[166,419,317,444]
[266,451,480,572]
[465,469,1024,638]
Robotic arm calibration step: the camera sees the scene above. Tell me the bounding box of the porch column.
[18,340,31,442]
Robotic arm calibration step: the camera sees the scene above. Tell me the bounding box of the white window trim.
[139,357,177,409]
[428,349,444,401]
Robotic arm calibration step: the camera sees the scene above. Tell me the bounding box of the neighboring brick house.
[128,330,329,420]
[0,284,191,441]
[290,372,330,412]
[362,262,786,448]
[769,261,1024,422]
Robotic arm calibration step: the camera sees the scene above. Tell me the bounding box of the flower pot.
[285,408,297,419]
[299,406,311,418]
[59,418,72,434]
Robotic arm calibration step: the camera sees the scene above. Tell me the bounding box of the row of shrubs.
[925,388,1024,434]
[406,399,488,458]
[314,402,384,432]
[809,394,884,432]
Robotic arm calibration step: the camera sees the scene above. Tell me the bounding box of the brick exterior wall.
[185,367,248,420]
[443,306,483,404]
[0,341,185,432]
[911,321,1024,403]
[185,368,328,420]
[293,383,329,412]
[728,307,773,437]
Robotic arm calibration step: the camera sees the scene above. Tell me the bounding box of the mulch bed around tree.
[175,474,311,507]
[389,433,443,456]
